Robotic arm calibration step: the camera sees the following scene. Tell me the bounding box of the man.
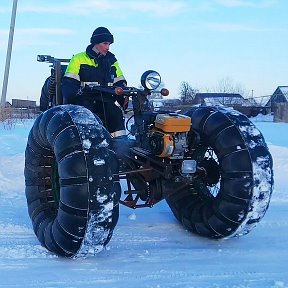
[62,27,131,158]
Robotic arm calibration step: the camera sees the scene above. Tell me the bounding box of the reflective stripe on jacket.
[64,50,125,86]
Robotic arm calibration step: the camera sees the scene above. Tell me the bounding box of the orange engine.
[154,113,191,133]
[149,114,192,158]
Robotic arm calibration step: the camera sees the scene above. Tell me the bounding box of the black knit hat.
[90,27,114,45]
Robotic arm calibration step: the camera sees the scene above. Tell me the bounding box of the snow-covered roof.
[196,93,243,98]
[278,86,288,95]
[150,98,182,107]
[272,86,288,102]
[278,86,288,101]
[203,97,251,106]
[195,93,251,106]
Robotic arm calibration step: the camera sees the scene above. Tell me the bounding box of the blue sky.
[0,0,287,104]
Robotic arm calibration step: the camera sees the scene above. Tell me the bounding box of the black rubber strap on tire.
[166,106,273,239]
[25,105,120,257]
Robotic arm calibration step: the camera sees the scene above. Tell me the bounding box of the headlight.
[141,70,161,90]
[181,160,197,174]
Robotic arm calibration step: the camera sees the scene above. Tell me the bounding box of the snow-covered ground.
[0,115,287,288]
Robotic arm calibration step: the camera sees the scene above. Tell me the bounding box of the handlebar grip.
[161,88,169,96]
[115,87,124,96]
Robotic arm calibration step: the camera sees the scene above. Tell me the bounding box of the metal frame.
[37,55,70,105]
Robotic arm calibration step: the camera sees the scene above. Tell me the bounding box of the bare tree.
[179,81,197,104]
[202,77,249,105]
[0,107,16,129]
[215,77,248,98]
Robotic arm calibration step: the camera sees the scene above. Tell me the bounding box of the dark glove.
[122,96,129,110]
[114,80,129,110]
[62,77,80,104]
[114,94,129,110]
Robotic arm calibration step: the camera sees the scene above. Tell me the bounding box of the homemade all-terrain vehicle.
[24,55,273,258]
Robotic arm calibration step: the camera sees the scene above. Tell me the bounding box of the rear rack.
[37,55,71,105]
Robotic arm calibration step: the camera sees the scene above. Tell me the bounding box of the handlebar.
[79,85,169,98]
[37,55,70,64]
[78,85,139,96]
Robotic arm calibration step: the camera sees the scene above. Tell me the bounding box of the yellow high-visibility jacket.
[64,48,126,86]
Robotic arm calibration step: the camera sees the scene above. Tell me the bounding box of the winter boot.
[112,135,135,160]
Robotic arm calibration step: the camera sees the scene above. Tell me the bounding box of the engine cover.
[149,131,174,157]
[155,113,191,133]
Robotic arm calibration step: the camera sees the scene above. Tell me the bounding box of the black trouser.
[79,98,125,134]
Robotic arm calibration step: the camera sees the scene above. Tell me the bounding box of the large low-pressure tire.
[24,105,121,257]
[39,76,50,112]
[166,106,273,239]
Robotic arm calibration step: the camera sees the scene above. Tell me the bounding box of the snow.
[0,117,288,287]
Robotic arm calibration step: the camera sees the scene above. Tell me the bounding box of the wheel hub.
[199,158,220,186]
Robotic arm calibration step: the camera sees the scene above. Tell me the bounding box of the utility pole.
[1,0,18,107]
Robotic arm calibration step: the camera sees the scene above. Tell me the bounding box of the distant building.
[150,98,182,110]
[194,93,251,107]
[266,86,288,113]
[4,101,12,108]
[12,99,37,109]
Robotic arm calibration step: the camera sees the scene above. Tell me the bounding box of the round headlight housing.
[141,70,161,90]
